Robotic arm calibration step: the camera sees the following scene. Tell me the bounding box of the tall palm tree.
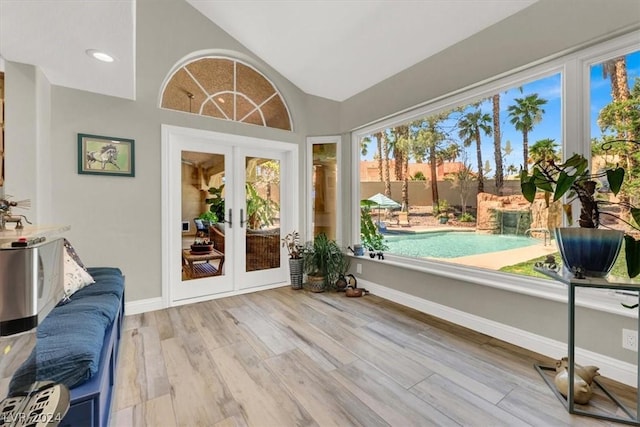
[492,94,504,195]
[373,132,383,183]
[418,114,449,213]
[381,130,392,198]
[458,109,492,193]
[507,93,547,168]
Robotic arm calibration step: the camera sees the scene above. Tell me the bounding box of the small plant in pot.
[360,201,388,259]
[520,151,640,278]
[282,231,305,290]
[302,233,347,292]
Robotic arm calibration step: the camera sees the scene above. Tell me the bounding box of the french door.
[162,125,297,306]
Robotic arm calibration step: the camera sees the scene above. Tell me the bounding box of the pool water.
[385,231,538,258]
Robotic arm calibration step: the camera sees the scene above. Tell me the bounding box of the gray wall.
[4,0,640,364]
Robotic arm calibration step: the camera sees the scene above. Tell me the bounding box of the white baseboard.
[361,279,638,387]
[125,297,164,315]
[125,282,289,314]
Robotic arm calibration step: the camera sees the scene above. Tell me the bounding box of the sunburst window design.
[161,57,292,131]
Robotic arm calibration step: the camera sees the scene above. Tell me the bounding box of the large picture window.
[353,31,639,286]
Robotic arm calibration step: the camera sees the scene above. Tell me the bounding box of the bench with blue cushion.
[9,267,125,427]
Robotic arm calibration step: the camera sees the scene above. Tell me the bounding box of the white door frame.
[161,124,299,307]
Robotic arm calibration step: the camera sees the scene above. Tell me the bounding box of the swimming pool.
[384,231,538,258]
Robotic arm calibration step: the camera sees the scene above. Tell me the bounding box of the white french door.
[162,125,297,306]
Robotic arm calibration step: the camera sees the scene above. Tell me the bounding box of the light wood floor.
[113,287,638,426]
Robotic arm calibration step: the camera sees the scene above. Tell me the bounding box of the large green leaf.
[521,181,537,203]
[561,153,588,170]
[553,171,576,201]
[532,168,554,193]
[624,235,640,278]
[606,167,625,195]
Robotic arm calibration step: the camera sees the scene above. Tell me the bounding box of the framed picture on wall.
[77,133,135,177]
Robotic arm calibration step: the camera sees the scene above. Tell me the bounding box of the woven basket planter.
[307,275,326,293]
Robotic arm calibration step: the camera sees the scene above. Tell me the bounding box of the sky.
[362,50,640,177]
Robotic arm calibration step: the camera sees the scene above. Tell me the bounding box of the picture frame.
[77,133,135,177]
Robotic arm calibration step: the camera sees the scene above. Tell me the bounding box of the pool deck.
[383,225,558,270]
[446,242,557,270]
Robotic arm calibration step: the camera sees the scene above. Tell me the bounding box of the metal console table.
[535,267,640,425]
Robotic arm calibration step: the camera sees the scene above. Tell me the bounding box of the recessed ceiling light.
[86,49,115,63]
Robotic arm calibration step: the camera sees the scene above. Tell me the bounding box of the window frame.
[350,30,640,313]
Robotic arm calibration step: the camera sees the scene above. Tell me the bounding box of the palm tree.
[492,94,504,195]
[458,109,492,193]
[381,130,392,198]
[529,138,560,164]
[507,93,547,168]
[441,143,461,162]
[373,132,383,183]
[418,114,449,213]
[360,136,371,157]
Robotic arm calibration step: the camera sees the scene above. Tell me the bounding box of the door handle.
[240,208,245,228]
[227,208,232,228]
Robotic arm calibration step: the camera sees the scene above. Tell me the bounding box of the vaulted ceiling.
[0,0,537,102]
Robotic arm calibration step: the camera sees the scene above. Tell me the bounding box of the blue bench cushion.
[9,268,124,393]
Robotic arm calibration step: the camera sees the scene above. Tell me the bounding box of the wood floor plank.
[211,341,317,426]
[138,325,171,400]
[268,308,359,371]
[153,307,175,341]
[313,316,434,389]
[142,393,177,427]
[161,335,238,426]
[409,373,528,426]
[225,304,297,355]
[265,349,390,427]
[366,320,517,403]
[115,328,145,410]
[188,300,244,350]
[332,360,457,427]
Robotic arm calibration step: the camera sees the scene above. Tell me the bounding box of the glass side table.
[535,267,640,425]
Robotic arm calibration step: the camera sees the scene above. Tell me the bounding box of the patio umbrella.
[367,193,400,222]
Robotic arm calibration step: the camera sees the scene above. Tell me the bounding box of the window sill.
[351,253,638,319]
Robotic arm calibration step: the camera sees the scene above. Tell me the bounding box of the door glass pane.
[312,143,337,239]
[181,150,226,281]
[245,157,281,272]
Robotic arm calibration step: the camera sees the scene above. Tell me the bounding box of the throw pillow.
[63,238,88,271]
[63,250,95,297]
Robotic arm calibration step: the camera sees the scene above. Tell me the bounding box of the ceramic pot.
[555,228,623,277]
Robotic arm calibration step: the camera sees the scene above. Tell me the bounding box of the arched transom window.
[161,57,292,131]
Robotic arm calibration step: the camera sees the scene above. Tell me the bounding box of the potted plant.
[282,231,305,289]
[302,233,347,292]
[205,184,225,224]
[520,151,640,278]
[435,199,450,224]
[360,201,388,258]
[246,184,279,229]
